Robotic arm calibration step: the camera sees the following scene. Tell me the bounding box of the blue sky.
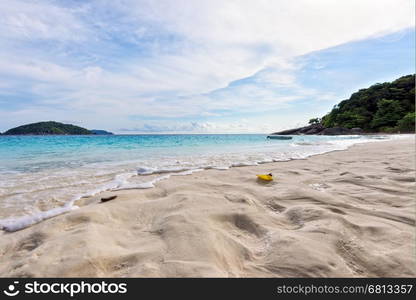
[0,0,414,133]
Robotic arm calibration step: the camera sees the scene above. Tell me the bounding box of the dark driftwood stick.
[101,195,117,202]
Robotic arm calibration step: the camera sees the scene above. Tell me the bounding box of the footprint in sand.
[16,232,46,252]
[265,201,286,213]
[283,206,326,229]
[224,193,254,205]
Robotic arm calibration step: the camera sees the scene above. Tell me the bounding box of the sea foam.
[0,134,411,232]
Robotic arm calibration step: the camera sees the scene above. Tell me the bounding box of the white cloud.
[108,0,413,51]
[0,0,414,132]
[119,120,275,134]
[0,0,88,42]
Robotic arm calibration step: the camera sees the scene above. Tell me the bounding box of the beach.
[0,137,414,277]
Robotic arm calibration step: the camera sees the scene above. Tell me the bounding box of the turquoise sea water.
[0,134,385,172]
[0,134,406,231]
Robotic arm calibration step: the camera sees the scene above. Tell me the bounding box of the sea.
[0,133,409,231]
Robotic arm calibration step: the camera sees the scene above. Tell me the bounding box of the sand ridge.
[0,138,415,277]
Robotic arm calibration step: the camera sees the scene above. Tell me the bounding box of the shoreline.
[0,137,415,277]
[1,134,410,232]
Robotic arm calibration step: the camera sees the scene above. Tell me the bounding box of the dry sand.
[0,138,415,277]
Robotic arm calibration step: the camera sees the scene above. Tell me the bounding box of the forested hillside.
[321,74,415,133]
[2,121,92,135]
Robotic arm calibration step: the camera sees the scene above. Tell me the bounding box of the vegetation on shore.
[317,74,415,133]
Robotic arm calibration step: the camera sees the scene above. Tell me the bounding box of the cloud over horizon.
[0,0,414,133]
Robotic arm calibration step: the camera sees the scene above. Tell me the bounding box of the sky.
[0,0,414,133]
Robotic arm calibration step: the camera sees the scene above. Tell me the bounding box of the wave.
[0,134,411,232]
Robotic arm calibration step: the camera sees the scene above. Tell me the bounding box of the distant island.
[272,74,415,135]
[90,130,114,135]
[1,121,113,135]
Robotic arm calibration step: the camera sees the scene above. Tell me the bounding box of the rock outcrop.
[271,124,363,135]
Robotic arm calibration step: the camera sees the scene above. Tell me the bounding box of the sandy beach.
[0,138,414,277]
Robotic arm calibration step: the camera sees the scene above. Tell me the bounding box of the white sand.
[0,138,415,277]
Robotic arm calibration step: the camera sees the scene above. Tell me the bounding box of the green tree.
[371,99,405,129]
[397,112,415,132]
[308,118,321,124]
